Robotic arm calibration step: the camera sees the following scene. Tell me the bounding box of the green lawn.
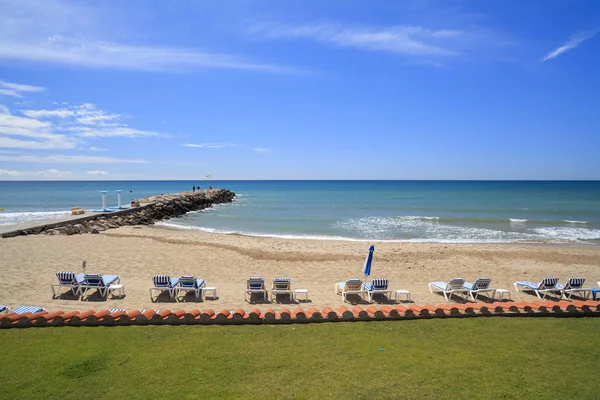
[1,318,599,399]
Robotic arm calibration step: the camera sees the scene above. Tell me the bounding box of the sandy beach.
[1,225,599,312]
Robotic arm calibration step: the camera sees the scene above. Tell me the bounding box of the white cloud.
[0,79,44,97]
[0,168,21,176]
[89,146,107,152]
[250,24,464,56]
[0,168,72,177]
[18,103,162,139]
[0,154,145,163]
[87,170,108,175]
[543,30,599,62]
[184,143,239,148]
[250,147,270,152]
[0,36,299,74]
[0,107,79,149]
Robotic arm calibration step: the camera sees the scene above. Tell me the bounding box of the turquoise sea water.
[1,181,599,243]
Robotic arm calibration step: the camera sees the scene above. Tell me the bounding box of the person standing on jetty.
[193,186,196,192]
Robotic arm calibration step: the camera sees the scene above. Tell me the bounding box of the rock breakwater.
[1,189,235,238]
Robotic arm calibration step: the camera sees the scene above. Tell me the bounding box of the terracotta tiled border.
[1,300,599,329]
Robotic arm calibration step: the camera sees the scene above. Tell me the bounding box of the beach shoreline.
[1,225,599,313]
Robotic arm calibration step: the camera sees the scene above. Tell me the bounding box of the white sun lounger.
[363,278,392,302]
[429,278,468,301]
[514,277,560,299]
[271,278,293,302]
[556,277,592,300]
[80,273,120,299]
[150,275,180,302]
[335,279,365,302]
[176,275,205,300]
[51,271,85,298]
[245,277,267,302]
[463,277,496,301]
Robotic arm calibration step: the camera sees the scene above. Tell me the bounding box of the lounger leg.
[428,283,434,294]
[443,291,449,301]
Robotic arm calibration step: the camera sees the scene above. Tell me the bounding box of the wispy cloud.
[0,79,44,98]
[542,30,599,62]
[249,24,465,56]
[250,147,270,152]
[88,146,107,152]
[87,170,108,175]
[0,154,145,163]
[17,103,162,141]
[0,36,302,74]
[0,168,72,178]
[184,143,239,148]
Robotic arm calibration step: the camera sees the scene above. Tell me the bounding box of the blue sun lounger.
[176,275,205,300]
[12,306,46,314]
[52,271,85,298]
[80,273,121,299]
[556,277,592,300]
[363,278,391,301]
[245,277,267,302]
[514,277,560,299]
[149,275,180,302]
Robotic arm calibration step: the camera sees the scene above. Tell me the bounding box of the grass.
[1,318,599,399]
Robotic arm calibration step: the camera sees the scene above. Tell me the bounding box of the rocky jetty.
[1,189,235,238]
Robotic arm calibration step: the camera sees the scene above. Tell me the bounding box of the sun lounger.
[149,275,180,302]
[52,271,85,298]
[335,279,365,302]
[514,277,560,299]
[463,277,496,301]
[363,278,391,301]
[80,273,121,300]
[12,306,46,314]
[428,278,468,301]
[271,278,293,302]
[556,277,592,300]
[245,277,267,302]
[176,275,205,300]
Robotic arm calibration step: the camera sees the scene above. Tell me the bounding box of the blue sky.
[0,0,599,180]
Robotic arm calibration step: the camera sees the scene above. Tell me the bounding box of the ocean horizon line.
[1,179,599,183]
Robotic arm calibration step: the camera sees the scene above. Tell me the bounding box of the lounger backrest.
[248,277,265,290]
[345,278,362,290]
[371,278,388,290]
[273,278,291,290]
[56,271,76,284]
[472,277,492,290]
[84,273,104,286]
[448,278,465,290]
[565,277,585,289]
[153,274,173,287]
[540,277,558,289]
[179,275,198,288]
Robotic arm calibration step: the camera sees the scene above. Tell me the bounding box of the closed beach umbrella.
[363,245,375,277]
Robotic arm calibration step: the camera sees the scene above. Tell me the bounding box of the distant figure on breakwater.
[193,186,196,192]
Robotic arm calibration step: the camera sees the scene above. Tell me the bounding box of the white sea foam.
[509,218,528,223]
[0,210,71,226]
[562,220,587,224]
[533,227,600,241]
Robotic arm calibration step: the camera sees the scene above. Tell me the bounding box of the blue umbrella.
[363,245,375,277]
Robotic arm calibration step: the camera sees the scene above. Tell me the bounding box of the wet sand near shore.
[1,225,599,312]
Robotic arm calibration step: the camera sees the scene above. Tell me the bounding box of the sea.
[0,180,599,244]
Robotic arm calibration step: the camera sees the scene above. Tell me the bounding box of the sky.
[0,0,599,180]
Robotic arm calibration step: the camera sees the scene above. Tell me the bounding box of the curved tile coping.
[1,300,598,329]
